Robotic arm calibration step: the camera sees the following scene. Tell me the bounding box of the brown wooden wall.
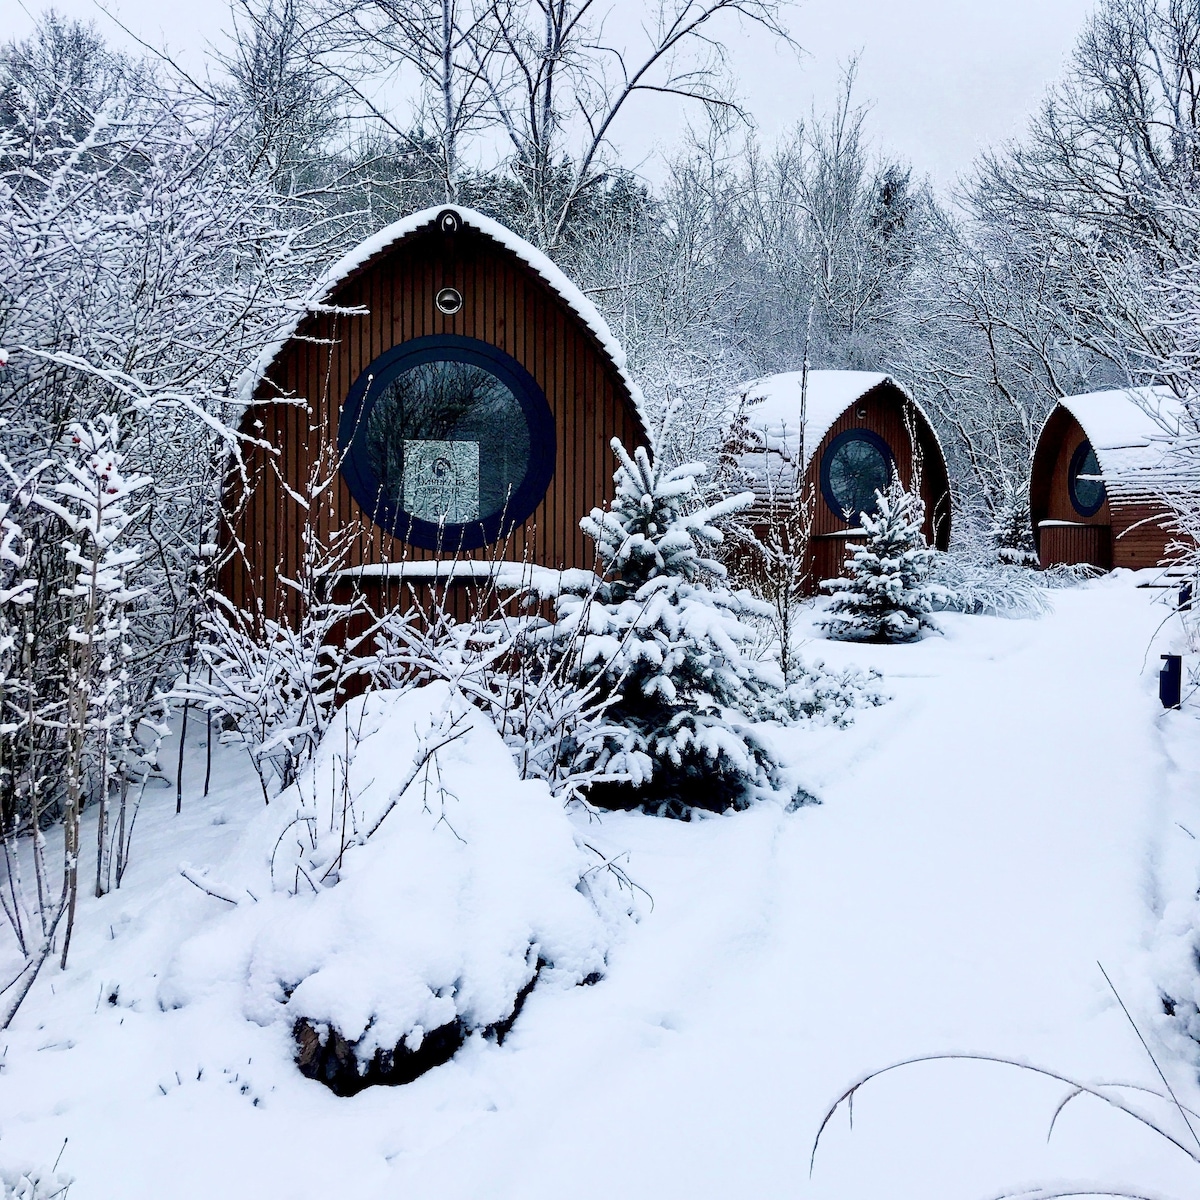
[1039,524,1112,569]
[1030,406,1174,570]
[219,215,646,623]
[803,382,951,546]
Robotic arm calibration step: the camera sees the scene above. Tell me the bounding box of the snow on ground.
[3,570,1199,1199]
[1143,600,1200,1069]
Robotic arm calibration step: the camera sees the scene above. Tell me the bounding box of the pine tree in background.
[550,438,787,817]
[990,489,1039,567]
[820,476,940,643]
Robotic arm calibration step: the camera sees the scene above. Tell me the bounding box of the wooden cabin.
[220,206,649,623]
[732,371,951,589]
[1030,387,1184,570]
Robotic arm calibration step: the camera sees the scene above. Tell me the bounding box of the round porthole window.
[338,335,555,551]
[1068,439,1106,517]
[435,287,463,315]
[820,429,893,523]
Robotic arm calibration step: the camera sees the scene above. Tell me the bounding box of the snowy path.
[379,575,1188,1200]
[3,574,1198,1199]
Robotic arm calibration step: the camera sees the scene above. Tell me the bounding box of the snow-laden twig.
[811,967,1200,1200]
[361,713,471,841]
[178,866,241,906]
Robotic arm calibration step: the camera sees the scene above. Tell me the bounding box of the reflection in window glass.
[1069,440,1106,517]
[825,434,891,522]
[365,359,531,525]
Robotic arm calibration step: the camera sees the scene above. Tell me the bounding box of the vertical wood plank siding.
[1030,406,1175,570]
[1039,524,1112,569]
[803,383,951,544]
[219,219,646,624]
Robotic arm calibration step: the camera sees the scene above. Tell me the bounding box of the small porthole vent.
[435,287,463,315]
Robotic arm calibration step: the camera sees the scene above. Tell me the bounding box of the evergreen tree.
[820,477,940,643]
[550,438,787,817]
[990,492,1039,567]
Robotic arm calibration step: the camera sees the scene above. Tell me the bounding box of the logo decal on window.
[403,440,479,523]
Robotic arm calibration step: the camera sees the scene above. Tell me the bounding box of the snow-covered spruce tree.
[548,438,788,816]
[990,488,1038,568]
[820,475,940,643]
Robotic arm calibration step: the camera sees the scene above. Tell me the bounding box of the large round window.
[1068,440,1105,517]
[338,335,555,550]
[820,429,894,523]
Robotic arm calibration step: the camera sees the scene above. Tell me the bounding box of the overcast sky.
[11,0,1097,190]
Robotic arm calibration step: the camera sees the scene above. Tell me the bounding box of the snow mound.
[160,683,628,1089]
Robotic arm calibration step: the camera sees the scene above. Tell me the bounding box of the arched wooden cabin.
[221,206,649,623]
[1030,387,1184,570]
[733,371,951,589]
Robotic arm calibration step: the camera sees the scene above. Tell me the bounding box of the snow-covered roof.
[236,205,649,432]
[1050,386,1188,498]
[737,371,902,464]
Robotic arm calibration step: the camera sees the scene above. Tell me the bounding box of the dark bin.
[1160,654,1182,709]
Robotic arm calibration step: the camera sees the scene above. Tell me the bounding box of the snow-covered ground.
[4,570,1200,1199]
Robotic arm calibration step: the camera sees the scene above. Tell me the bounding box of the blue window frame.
[819,428,894,523]
[338,335,556,551]
[1068,440,1106,517]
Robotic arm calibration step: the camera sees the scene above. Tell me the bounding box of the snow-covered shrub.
[363,588,625,809]
[181,520,365,800]
[161,683,633,1094]
[927,556,1052,618]
[721,408,815,679]
[753,659,886,727]
[1039,561,1107,586]
[820,476,945,643]
[183,597,344,800]
[29,416,156,955]
[0,1164,72,1200]
[545,439,790,817]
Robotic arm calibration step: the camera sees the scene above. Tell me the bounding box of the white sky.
[10,0,1097,191]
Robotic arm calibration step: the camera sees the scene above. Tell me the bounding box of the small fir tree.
[820,476,940,643]
[550,438,787,816]
[990,489,1039,567]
